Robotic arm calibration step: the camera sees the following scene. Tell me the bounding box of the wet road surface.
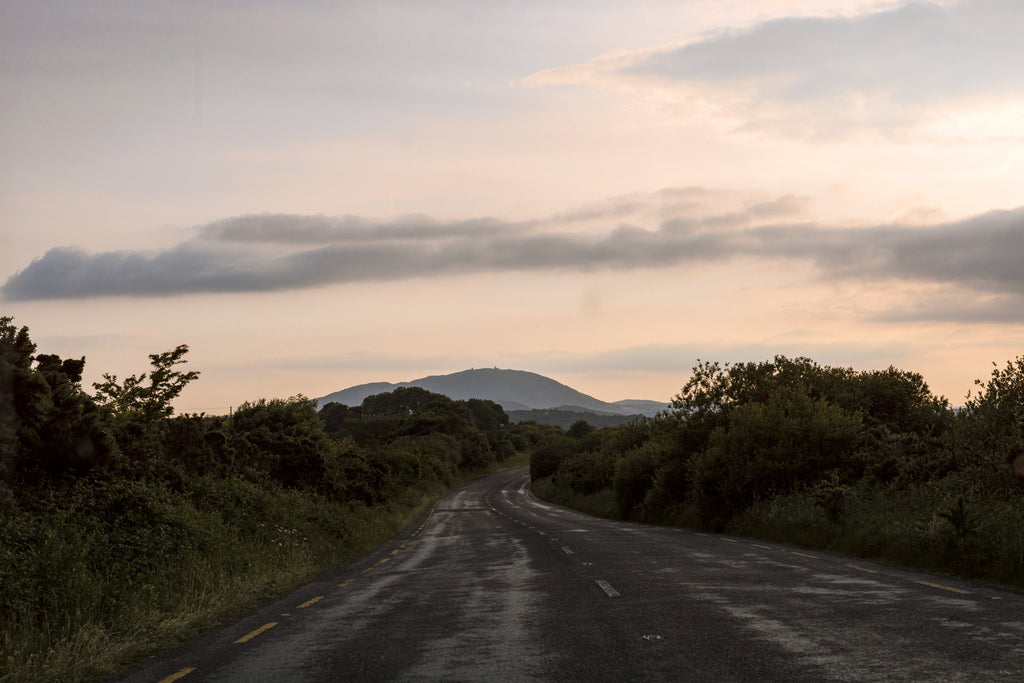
[115,466,1024,681]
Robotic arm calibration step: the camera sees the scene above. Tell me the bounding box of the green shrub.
[613,439,666,519]
[232,396,331,489]
[691,387,863,530]
[530,434,572,481]
[555,448,618,495]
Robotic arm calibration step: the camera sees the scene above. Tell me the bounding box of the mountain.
[613,399,672,416]
[315,368,669,417]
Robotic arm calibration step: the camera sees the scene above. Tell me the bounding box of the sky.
[2,0,1023,413]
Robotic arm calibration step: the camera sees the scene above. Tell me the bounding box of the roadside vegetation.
[532,355,1024,590]
[0,316,528,682]
[4,310,1022,681]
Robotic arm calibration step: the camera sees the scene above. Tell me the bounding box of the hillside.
[506,409,642,429]
[316,368,668,417]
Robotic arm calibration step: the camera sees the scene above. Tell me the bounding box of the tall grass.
[1,454,528,683]
[529,476,619,520]
[533,472,1024,591]
[728,477,1024,589]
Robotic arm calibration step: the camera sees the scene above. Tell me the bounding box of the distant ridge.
[315,368,668,418]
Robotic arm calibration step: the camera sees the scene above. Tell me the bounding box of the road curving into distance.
[114,466,1024,682]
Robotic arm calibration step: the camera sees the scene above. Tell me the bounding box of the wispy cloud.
[198,213,517,244]
[4,195,1023,324]
[523,0,1024,139]
[634,1,1023,102]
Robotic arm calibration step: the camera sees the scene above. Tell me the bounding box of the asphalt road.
[115,466,1024,682]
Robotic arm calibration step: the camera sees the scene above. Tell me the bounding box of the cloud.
[525,0,1024,139]
[198,213,516,244]
[4,196,1024,325]
[800,208,1024,294]
[872,294,1024,324]
[635,1,1024,100]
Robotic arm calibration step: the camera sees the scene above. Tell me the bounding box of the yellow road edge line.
[157,667,197,683]
[846,564,878,574]
[338,579,353,588]
[361,567,374,575]
[791,552,818,559]
[916,580,971,595]
[297,596,323,608]
[720,537,737,542]
[752,544,773,550]
[391,549,400,556]
[234,622,278,644]
[376,557,390,565]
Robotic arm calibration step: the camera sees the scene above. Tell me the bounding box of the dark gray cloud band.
[4,199,1024,324]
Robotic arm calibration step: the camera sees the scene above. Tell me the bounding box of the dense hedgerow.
[0,316,529,682]
[533,355,1024,589]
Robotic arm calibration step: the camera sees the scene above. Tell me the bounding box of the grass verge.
[530,472,1024,592]
[528,476,618,520]
[1,454,529,683]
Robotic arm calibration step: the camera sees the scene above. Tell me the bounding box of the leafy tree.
[958,356,1024,476]
[670,356,854,425]
[345,388,506,471]
[93,345,200,424]
[844,367,946,434]
[464,398,509,432]
[455,427,495,470]
[666,356,952,484]
[361,386,437,417]
[567,419,596,439]
[691,386,864,530]
[319,402,360,440]
[530,433,573,481]
[465,399,516,463]
[609,418,653,453]
[513,420,563,449]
